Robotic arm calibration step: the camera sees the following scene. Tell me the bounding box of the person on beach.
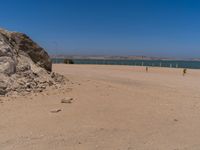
[183,68,187,76]
[146,67,148,72]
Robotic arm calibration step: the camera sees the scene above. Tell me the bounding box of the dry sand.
[1,64,200,150]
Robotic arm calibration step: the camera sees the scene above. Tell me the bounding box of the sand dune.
[0,64,200,150]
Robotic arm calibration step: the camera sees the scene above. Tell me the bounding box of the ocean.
[51,58,200,69]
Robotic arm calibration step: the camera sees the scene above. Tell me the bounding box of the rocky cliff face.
[0,29,52,72]
[0,28,64,96]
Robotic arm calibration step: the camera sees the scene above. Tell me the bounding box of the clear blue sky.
[1,0,200,58]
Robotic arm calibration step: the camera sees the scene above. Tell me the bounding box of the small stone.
[41,85,46,89]
[174,119,178,122]
[26,83,31,88]
[50,109,62,113]
[26,88,31,92]
[61,97,73,104]
[34,88,43,93]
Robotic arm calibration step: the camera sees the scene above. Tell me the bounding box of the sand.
[0,64,200,150]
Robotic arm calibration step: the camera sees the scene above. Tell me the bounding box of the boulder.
[0,28,52,72]
[0,28,65,96]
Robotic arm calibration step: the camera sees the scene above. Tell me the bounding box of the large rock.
[0,28,64,96]
[0,29,52,72]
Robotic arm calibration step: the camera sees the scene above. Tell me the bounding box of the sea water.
[52,58,200,69]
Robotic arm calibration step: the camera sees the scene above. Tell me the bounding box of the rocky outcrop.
[0,29,52,72]
[0,28,64,96]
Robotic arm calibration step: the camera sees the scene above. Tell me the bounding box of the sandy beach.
[1,64,200,150]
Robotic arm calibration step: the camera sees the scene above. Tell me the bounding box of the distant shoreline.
[50,55,200,62]
[51,58,200,69]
